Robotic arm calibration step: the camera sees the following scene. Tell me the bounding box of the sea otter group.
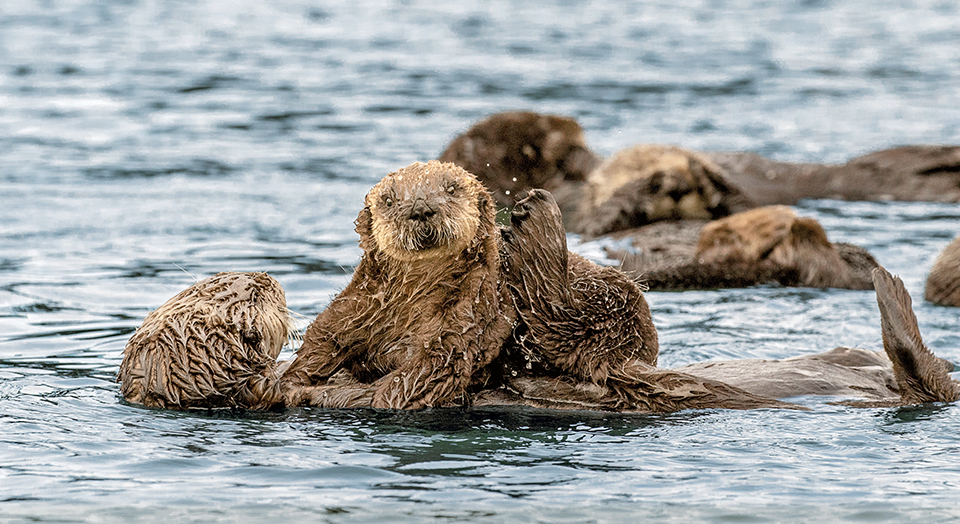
[118,111,960,414]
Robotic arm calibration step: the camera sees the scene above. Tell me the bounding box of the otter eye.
[447,185,456,195]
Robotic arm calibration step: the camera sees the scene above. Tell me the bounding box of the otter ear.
[355,206,376,252]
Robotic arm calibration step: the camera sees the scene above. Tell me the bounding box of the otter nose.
[408,198,436,222]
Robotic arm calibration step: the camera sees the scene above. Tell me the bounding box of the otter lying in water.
[118,162,958,412]
[607,205,880,291]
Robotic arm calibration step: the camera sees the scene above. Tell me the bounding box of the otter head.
[360,161,492,262]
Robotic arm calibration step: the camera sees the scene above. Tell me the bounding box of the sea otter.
[707,145,960,205]
[117,272,293,409]
[925,235,960,307]
[573,144,755,237]
[118,164,957,413]
[607,206,879,290]
[280,161,515,409]
[438,110,602,212]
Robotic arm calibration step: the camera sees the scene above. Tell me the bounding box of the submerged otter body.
[607,206,879,291]
[925,235,960,307]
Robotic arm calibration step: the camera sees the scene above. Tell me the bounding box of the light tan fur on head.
[696,205,799,263]
[587,145,727,217]
[365,161,485,262]
[696,205,867,289]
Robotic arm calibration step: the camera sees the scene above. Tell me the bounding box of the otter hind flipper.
[872,266,959,404]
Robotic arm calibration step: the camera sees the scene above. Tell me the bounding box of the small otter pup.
[609,206,879,290]
[438,111,601,210]
[491,190,799,412]
[573,144,755,237]
[118,272,293,409]
[925,235,960,306]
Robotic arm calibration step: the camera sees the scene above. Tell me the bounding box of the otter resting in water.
[573,144,755,238]
[119,162,957,413]
[118,271,292,409]
[438,111,602,210]
[607,206,879,291]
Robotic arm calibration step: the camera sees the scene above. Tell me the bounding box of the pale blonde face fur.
[366,161,484,262]
[586,145,724,220]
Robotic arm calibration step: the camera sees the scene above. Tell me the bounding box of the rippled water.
[1,0,959,522]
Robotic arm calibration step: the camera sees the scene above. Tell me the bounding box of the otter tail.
[872,267,959,404]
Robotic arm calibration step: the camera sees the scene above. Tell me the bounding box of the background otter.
[438,110,601,212]
[608,206,879,290]
[925,235,960,306]
[574,144,755,237]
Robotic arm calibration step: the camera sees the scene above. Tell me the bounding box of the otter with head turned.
[117,271,293,410]
[574,144,756,238]
[925,235,960,307]
[608,205,879,290]
[438,111,601,212]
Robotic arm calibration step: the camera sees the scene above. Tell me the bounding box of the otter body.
[438,111,601,209]
[607,206,879,290]
[119,164,958,414]
[574,144,755,237]
[281,161,515,409]
[118,272,292,410]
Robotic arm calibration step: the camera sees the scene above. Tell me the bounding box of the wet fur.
[610,206,878,290]
[499,190,799,412]
[438,111,601,208]
[280,161,515,409]
[118,272,291,409]
[575,144,755,237]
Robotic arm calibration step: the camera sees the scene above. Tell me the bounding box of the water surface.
[1,0,959,522]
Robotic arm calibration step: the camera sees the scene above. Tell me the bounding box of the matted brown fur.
[925,235,960,307]
[281,161,515,409]
[610,206,879,290]
[118,272,291,409]
[438,111,601,208]
[574,144,755,237]
[497,190,800,412]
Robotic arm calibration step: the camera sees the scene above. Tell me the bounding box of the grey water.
[1,0,959,521]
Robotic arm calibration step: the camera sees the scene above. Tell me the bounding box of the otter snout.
[408,198,438,222]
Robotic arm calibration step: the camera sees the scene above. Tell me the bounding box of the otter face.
[366,161,484,261]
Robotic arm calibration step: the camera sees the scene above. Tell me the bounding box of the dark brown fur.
[118,272,292,409]
[925,235,960,306]
[281,161,515,409]
[438,111,601,208]
[872,266,959,405]
[707,145,960,205]
[498,190,799,412]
